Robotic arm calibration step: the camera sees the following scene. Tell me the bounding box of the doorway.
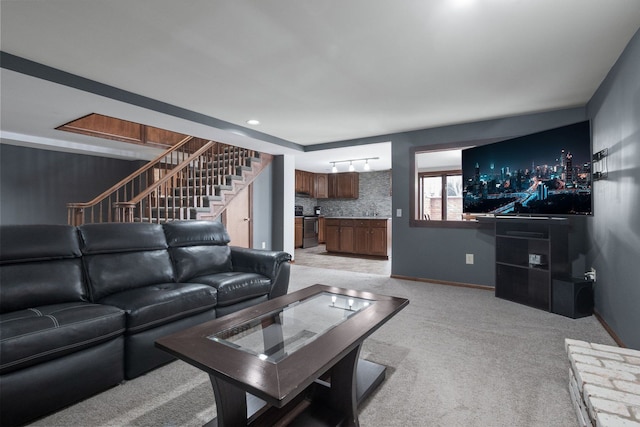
[223,185,252,248]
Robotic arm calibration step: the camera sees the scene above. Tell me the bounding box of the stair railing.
[67,136,209,225]
[114,142,257,223]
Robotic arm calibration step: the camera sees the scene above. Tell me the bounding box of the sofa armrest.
[229,247,292,299]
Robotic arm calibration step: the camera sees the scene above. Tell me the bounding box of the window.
[411,147,474,226]
[411,140,506,227]
[418,172,463,221]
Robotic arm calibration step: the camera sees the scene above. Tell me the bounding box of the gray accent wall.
[0,143,144,225]
[586,29,640,349]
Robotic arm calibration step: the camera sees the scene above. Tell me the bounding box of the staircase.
[68,137,272,225]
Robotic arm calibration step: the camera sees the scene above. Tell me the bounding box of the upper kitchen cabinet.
[316,174,328,199]
[328,172,359,199]
[295,170,358,199]
[295,170,315,197]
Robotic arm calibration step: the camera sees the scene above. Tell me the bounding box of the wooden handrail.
[67,135,194,209]
[67,136,220,225]
[68,134,260,225]
[127,140,217,205]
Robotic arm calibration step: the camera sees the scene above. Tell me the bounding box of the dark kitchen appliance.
[313,206,322,216]
[295,205,303,216]
[302,216,319,248]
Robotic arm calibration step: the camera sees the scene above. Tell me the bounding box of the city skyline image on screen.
[462,121,592,216]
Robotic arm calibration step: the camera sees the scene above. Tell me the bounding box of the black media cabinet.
[494,217,569,311]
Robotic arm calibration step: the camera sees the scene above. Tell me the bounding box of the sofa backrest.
[0,225,86,313]
[78,223,174,301]
[162,221,232,282]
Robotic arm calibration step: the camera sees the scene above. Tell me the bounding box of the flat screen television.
[462,121,592,216]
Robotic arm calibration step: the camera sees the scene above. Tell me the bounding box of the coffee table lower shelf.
[205,358,386,427]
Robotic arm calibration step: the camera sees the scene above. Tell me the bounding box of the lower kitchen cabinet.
[326,218,390,258]
[325,220,340,252]
[366,220,390,257]
[318,217,326,243]
[295,217,303,248]
[326,219,354,253]
[339,221,355,253]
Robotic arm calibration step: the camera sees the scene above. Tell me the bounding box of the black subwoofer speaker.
[552,278,593,319]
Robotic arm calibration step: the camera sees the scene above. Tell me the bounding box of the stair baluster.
[72,138,271,224]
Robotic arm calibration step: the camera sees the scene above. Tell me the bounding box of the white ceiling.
[1,0,639,173]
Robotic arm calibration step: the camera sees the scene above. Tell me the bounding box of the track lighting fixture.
[329,157,379,173]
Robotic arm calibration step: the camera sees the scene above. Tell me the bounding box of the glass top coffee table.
[156,284,409,426]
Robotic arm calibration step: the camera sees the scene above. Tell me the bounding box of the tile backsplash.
[294,198,317,216]
[295,170,391,217]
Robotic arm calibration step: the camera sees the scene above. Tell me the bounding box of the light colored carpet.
[31,265,615,426]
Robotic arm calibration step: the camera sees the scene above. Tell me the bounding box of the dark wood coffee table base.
[205,352,385,427]
[156,285,409,427]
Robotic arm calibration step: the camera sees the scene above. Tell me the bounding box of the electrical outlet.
[396,208,402,217]
[585,267,596,282]
[466,253,474,264]
[261,242,266,249]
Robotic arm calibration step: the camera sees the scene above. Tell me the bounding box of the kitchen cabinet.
[325,219,354,253]
[325,220,340,252]
[295,170,303,194]
[326,218,389,258]
[316,174,328,199]
[295,170,357,199]
[339,221,355,253]
[295,217,303,248]
[369,225,389,257]
[354,219,390,257]
[295,170,314,196]
[318,216,326,243]
[328,172,359,199]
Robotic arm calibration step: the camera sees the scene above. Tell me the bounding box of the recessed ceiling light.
[451,0,474,8]
[246,119,260,126]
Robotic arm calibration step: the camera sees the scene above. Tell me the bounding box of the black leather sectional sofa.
[0,220,292,426]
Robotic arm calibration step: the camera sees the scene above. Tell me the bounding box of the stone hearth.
[566,339,640,427]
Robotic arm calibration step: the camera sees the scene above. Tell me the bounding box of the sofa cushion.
[78,223,174,301]
[0,260,87,314]
[189,272,271,307]
[169,245,233,282]
[163,221,233,281]
[78,223,168,254]
[163,220,231,247]
[83,251,175,301]
[0,224,87,313]
[98,283,217,334]
[0,224,81,264]
[0,302,125,375]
